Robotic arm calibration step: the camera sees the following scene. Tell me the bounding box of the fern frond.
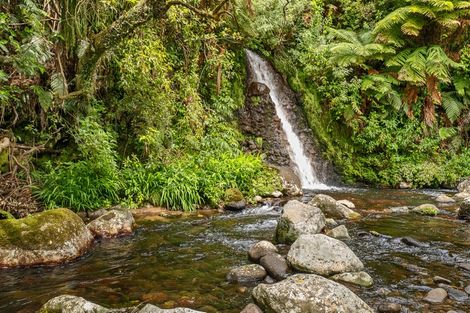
[441,91,464,122]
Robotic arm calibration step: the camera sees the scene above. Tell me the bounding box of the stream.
[0,189,469,312]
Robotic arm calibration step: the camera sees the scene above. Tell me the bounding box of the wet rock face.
[87,209,135,238]
[252,274,374,313]
[287,234,364,276]
[457,178,470,193]
[248,82,270,96]
[0,208,93,267]
[458,198,470,221]
[275,200,326,244]
[239,87,291,167]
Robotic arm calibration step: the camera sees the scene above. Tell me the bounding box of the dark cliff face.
[239,54,340,186]
[239,82,292,167]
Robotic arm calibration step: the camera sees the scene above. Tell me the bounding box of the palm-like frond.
[442,91,465,122]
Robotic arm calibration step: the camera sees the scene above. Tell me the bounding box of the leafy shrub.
[35,160,121,211]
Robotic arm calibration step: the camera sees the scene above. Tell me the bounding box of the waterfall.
[246,50,328,190]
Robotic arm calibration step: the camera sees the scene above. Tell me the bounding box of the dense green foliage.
[241,0,470,187]
[1,0,281,212]
[1,0,469,214]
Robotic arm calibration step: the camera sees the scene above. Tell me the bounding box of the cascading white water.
[246,50,328,190]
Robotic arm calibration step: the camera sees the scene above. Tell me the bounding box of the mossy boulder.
[224,188,244,202]
[412,204,439,216]
[0,208,94,267]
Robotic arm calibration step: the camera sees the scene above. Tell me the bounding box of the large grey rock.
[457,178,470,193]
[275,200,325,244]
[465,285,470,294]
[423,288,447,303]
[0,209,93,267]
[260,253,289,281]
[248,241,278,262]
[458,198,470,221]
[39,295,109,313]
[226,264,267,283]
[326,225,350,239]
[252,274,374,313]
[87,209,134,238]
[287,234,364,276]
[39,296,205,313]
[331,271,374,287]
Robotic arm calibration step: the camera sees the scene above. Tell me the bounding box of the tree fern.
[442,92,465,122]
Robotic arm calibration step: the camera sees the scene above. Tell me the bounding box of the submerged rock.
[438,284,469,302]
[458,198,470,221]
[433,276,451,284]
[240,303,263,313]
[226,264,267,283]
[337,199,355,209]
[287,234,363,276]
[377,303,402,313]
[412,204,439,216]
[331,271,374,287]
[401,236,429,248]
[423,288,447,303]
[326,225,350,239]
[248,240,278,262]
[260,253,289,281]
[252,274,374,313]
[0,208,93,267]
[87,209,135,238]
[435,194,456,203]
[275,200,325,244]
[388,206,410,214]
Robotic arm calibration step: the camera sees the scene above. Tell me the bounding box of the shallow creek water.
[0,189,469,312]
